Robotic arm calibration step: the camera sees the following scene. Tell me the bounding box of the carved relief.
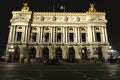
[11,17,28,22]
[40,16,44,21]
[76,17,80,22]
[64,16,68,21]
[69,27,73,31]
[80,27,86,33]
[95,26,101,32]
[18,26,22,29]
[16,26,24,32]
[89,16,106,22]
[33,16,40,21]
[52,16,56,21]
[32,27,37,30]
[45,27,49,30]
[44,27,50,32]
[57,27,61,30]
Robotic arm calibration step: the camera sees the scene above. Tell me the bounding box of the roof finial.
[88,3,96,12]
[21,2,29,11]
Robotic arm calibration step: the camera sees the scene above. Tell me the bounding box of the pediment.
[10,17,29,23]
[89,17,107,22]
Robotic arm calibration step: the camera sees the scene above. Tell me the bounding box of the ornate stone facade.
[5,3,110,63]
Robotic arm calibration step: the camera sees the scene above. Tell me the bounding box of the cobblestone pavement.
[0,62,120,80]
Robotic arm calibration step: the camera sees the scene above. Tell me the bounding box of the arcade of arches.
[6,45,105,63]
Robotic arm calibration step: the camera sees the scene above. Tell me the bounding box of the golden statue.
[21,2,29,11]
[88,3,96,12]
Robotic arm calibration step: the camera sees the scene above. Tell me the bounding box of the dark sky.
[0,0,120,54]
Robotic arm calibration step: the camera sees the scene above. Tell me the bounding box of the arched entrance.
[81,47,88,60]
[13,46,20,62]
[96,47,103,60]
[55,47,62,60]
[68,47,75,62]
[42,47,49,60]
[29,47,36,59]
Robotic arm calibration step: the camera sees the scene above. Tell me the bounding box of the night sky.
[0,0,120,54]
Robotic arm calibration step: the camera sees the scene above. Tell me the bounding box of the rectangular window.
[45,33,49,42]
[95,32,101,42]
[16,32,22,41]
[57,33,61,42]
[32,33,37,42]
[69,33,74,42]
[81,33,86,42]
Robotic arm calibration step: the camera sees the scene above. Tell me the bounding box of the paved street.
[0,62,120,80]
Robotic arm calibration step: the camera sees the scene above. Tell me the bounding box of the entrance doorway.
[29,47,36,59]
[68,47,75,62]
[42,47,49,60]
[13,46,20,62]
[55,47,62,61]
[96,47,103,60]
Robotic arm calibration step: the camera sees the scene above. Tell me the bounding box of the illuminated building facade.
[5,3,110,62]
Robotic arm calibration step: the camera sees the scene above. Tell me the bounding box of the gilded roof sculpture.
[88,3,96,12]
[21,2,29,11]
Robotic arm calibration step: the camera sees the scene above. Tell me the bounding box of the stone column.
[22,26,25,42]
[62,46,68,59]
[36,33,38,43]
[87,26,92,43]
[75,27,78,43]
[91,26,94,43]
[101,27,105,42]
[8,26,13,42]
[78,27,80,43]
[12,26,16,42]
[49,47,53,59]
[37,27,40,43]
[88,46,93,59]
[51,27,52,43]
[77,27,80,43]
[24,26,27,42]
[40,27,43,43]
[21,26,24,42]
[36,47,40,58]
[65,27,68,43]
[39,27,41,42]
[63,27,65,43]
[61,31,63,43]
[75,47,80,59]
[104,27,108,43]
[52,27,55,43]
[92,26,95,42]
[55,27,57,43]
[19,47,23,62]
